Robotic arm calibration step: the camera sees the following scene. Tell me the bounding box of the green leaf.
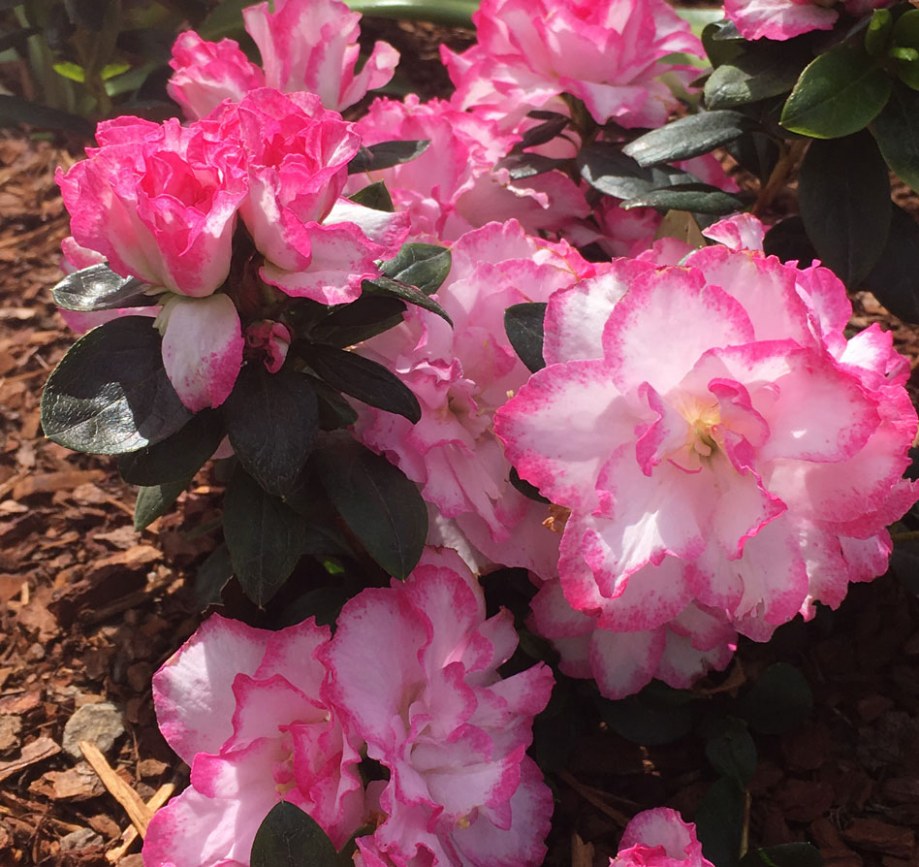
[192,543,233,608]
[739,662,813,735]
[134,479,188,531]
[380,243,452,295]
[893,8,919,49]
[308,376,360,430]
[872,82,919,190]
[622,110,756,166]
[598,683,697,746]
[577,143,692,199]
[223,367,319,497]
[41,316,193,455]
[739,843,823,867]
[250,802,339,867]
[863,205,919,324]
[701,20,745,68]
[762,216,817,265]
[305,345,421,423]
[53,61,86,83]
[780,45,892,138]
[51,263,152,312]
[118,409,225,485]
[498,152,570,180]
[363,276,453,325]
[695,777,745,867]
[513,114,570,151]
[310,295,406,347]
[798,131,891,287]
[622,183,746,215]
[223,469,305,606]
[349,181,394,212]
[100,62,130,81]
[705,717,757,787]
[509,466,549,504]
[0,94,93,134]
[865,8,893,57]
[504,303,547,373]
[704,44,808,109]
[348,140,430,174]
[314,436,427,580]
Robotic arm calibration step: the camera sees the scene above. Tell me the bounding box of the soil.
[1,17,918,867]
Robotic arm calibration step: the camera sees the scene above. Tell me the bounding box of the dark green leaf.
[739,843,823,867]
[872,82,919,190]
[705,717,757,787]
[51,263,152,312]
[622,183,746,215]
[739,662,813,735]
[223,367,319,496]
[197,0,248,40]
[349,181,394,212]
[223,469,305,606]
[577,144,692,199]
[0,94,93,134]
[509,466,549,504]
[695,777,745,867]
[865,8,893,57]
[134,479,188,531]
[118,409,225,485]
[780,45,892,138]
[498,152,570,181]
[192,543,233,608]
[250,801,339,867]
[0,27,39,54]
[314,436,427,580]
[598,683,697,746]
[308,377,360,430]
[893,8,919,49]
[348,140,430,174]
[306,345,421,423]
[622,110,756,166]
[704,45,808,109]
[863,205,919,323]
[310,296,406,348]
[762,216,817,266]
[504,303,547,373]
[702,20,745,68]
[41,316,193,455]
[798,131,891,287]
[363,276,453,325]
[513,114,570,151]
[380,243,452,295]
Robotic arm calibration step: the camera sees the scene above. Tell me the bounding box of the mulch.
[0,20,918,867]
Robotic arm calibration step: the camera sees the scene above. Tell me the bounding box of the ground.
[1,18,919,867]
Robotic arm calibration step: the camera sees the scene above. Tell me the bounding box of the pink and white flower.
[346,95,588,242]
[495,216,917,696]
[169,0,398,119]
[144,614,365,866]
[214,88,408,305]
[322,548,555,866]
[610,808,714,867]
[353,220,592,576]
[442,0,703,128]
[725,0,891,40]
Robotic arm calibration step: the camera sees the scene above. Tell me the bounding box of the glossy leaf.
[305,345,421,423]
[250,802,339,867]
[223,469,305,606]
[505,303,547,373]
[134,480,189,531]
[599,683,697,746]
[705,718,757,787]
[872,82,919,190]
[622,110,755,166]
[348,139,430,174]
[780,45,892,138]
[41,316,192,455]
[118,409,225,485]
[349,181,394,212]
[577,144,691,199]
[695,777,745,867]
[622,183,745,215]
[363,275,452,325]
[798,131,891,287]
[314,436,427,580]
[704,44,807,109]
[311,295,406,347]
[865,8,893,57]
[499,152,570,181]
[0,94,93,133]
[223,367,319,497]
[380,243,452,295]
[51,263,152,312]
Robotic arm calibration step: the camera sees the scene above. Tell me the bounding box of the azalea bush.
[35,0,919,864]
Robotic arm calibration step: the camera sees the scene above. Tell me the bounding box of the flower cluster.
[56,88,407,411]
[609,809,714,867]
[495,215,918,697]
[144,549,553,866]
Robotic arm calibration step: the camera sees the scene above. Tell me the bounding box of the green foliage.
[41,316,192,455]
[623,110,757,166]
[51,264,151,313]
[739,663,814,735]
[505,303,547,374]
[250,802,342,867]
[134,479,189,531]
